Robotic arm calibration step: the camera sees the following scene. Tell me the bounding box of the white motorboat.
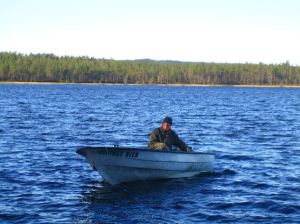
[77,146,215,185]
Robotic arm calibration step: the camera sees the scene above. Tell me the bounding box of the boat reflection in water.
[77,146,215,185]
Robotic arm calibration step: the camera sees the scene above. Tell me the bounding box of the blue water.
[0,84,300,223]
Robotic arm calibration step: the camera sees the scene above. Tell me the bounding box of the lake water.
[0,84,299,223]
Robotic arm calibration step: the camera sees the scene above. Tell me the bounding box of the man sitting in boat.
[148,116,192,152]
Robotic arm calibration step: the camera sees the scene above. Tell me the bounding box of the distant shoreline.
[0,81,300,88]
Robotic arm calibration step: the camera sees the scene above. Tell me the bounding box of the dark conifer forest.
[1,52,299,85]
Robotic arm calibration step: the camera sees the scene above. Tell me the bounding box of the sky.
[1,0,300,65]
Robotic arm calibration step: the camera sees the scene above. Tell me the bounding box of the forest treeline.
[1,52,300,85]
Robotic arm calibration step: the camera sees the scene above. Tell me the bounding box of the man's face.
[162,122,171,132]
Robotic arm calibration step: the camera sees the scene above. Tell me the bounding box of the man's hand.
[154,143,168,150]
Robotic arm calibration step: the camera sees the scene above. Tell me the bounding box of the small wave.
[215,202,235,209]
[207,169,237,177]
[284,186,300,193]
[0,211,41,223]
[221,154,262,161]
[171,200,196,209]
[85,115,99,122]
[190,212,231,222]
[151,204,163,209]
[206,214,228,221]
[222,169,237,175]
[79,138,101,143]
[255,199,300,216]
[224,131,241,138]
[190,212,206,218]
[272,133,295,138]
[213,201,252,209]
[232,179,272,190]
[172,202,185,209]
[268,204,300,214]
[254,183,271,189]
[254,200,274,209]
[37,181,66,188]
[253,136,275,143]
[0,213,24,222]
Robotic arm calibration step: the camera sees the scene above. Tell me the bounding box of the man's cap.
[162,116,172,125]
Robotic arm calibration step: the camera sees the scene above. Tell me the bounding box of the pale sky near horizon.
[1,0,300,65]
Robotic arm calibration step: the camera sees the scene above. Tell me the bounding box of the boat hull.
[77,147,215,185]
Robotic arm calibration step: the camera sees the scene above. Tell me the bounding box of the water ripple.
[1,84,300,223]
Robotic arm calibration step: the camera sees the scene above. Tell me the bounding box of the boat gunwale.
[95,164,213,172]
[91,160,214,169]
[77,146,215,156]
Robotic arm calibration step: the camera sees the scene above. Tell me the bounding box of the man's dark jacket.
[148,127,188,151]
